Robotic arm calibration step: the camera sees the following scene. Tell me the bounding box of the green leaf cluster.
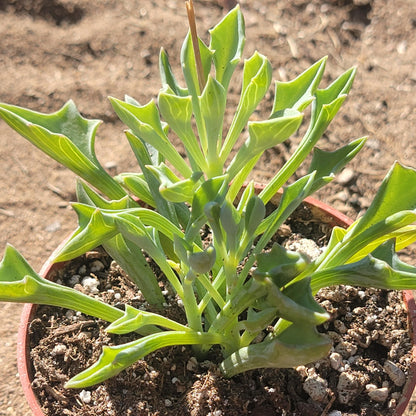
[0,5,415,388]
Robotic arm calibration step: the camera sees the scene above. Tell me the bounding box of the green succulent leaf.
[346,163,416,238]
[159,48,188,96]
[199,75,226,173]
[254,243,308,287]
[244,195,266,236]
[158,87,207,171]
[311,253,416,293]
[188,246,217,274]
[0,245,124,323]
[115,172,155,207]
[260,66,357,204]
[66,331,222,388]
[110,97,191,178]
[209,4,245,90]
[271,56,327,115]
[257,276,329,326]
[220,323,331,377]
[220,52,272,162]
[181,33,213,98]
[106,304,190,334]
[146,163,203,203]
[308,137,367,193]
[0,100,125,199]
[227,109,303,178]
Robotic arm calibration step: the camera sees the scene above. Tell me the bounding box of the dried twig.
[185,0,205,93]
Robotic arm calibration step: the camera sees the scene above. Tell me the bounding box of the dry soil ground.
[0,0,415,414]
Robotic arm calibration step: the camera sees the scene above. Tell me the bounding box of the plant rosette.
[15,196,416,415]
[1,3,416,416]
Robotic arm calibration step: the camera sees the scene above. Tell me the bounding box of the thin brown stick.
[186,0,205,93]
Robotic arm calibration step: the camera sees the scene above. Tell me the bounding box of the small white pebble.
[51,344,67,356]
[366,384,378,391]
[328,411,342,416]
[82,277,100,294]
[368,387,389,402]
[79,390,92,404]
[165,399,172,407]
[114,293,121,300]
[329,352,343,370]
[171,377,180,384]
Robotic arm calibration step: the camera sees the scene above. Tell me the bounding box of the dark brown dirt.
[0,0,415,415]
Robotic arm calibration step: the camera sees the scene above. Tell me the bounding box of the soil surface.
[0,0,415,415]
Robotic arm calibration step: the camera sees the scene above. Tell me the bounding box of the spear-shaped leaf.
[0,100,125,199]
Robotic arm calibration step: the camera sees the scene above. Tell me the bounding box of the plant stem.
[186,0,205,93]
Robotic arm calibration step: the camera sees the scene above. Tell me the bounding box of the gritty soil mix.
[24,205,414,416]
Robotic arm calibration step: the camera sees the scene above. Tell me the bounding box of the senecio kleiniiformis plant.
[1,5,416,388]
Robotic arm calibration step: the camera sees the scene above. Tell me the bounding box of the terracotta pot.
[17,197,416,415]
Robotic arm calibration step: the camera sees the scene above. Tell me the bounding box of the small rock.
[286,238,321,261]
[329,352,343,370]
[337,168,355,185]
[79,390,92,404]
[303,374,328,402]
[90,260,105,272]
[333,320,347,334]
[164,399,172,407]
[186,357,198,372]
[328,411,342,416]
[368,387,389,402]
[82,277,100,294]
[337,371,366,404]
[51,344,67,356]
[384,361,406,386]
[335,341,358,358]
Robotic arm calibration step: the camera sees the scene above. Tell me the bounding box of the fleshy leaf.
[308,137,367,193]
[272,57,327,115]
[227,109,303,178]
[209,5,245,90]
[0,100,125,199]
[109,97,191,178]
[115,172,155,207]
[159,48,188,96]
[220,323,331,377]
[65,331,222,388]
[220,52,272,162]
[106,304,189,334]
[158,87,206,171]
[188,246,217,274]
[254,243,308,287]
[311,254,416,293]
[146,163,203,203]
[0,245,124,323]
[345,163,416,238]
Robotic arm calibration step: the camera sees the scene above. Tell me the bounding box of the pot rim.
[16,196,416,415]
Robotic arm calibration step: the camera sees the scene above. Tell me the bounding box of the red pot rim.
[16,197,416,415]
